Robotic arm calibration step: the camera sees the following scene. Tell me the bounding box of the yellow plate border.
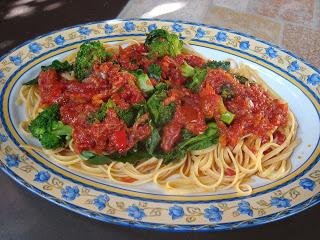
[2,37,320,201]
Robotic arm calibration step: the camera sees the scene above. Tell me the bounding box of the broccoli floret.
[74,41,112,81]
[40,132,64,149]
[220,84,235,100]
[28,104,72,149]
[145,29,183,58]
[28,104,60,138]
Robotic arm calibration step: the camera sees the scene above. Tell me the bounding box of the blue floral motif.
[5,154,20,167]
[204,205,223,222]
[239,41,250,50]
[34,171,51,183]
[265,47,277,58]
[9,56,22,66]
[124,21,135,32]
[78,27,91,36]
[215,31,227,42]
[61,186,80,201]
[0,133,8,142]
[148,24,157,32]
[307,73,320,86]
[93,194,109,210]
[172,23,183,33]
[54,35,65,45]
[237,201,253,217]
[195,28,205,38]
[127,205,145,220]
[168,205,185,220]
[0,71,4,78]
[270,197,291,208]
[104,24,113,34]
[287,61,300,72]
[299,178,316,191]
[28,42,42,54]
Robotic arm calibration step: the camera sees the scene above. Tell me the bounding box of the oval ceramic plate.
[0,19,319,231]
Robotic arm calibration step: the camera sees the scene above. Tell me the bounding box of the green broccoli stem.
[220,111,235,125]
[181,63,195,77]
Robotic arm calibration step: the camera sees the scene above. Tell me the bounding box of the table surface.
[1,0,319,239]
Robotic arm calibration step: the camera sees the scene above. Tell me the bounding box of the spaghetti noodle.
[17,30,299,195]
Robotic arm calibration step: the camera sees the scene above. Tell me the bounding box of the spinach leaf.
[178,122,219,151]
[87,100,147,127]
[155,149,186,164]
[81,150,151,165]
[204,60,230,71]
[234,74,254,85]
[41,60,73,72]
[116,103,146,127]
[145,121,161,154]
[116,108,136,126]
[185,68,207,92]
[160,122,219,163]
[85,155,113,165]
[86,99,114,124]
[147,88,175,127]
[23,77,38,85]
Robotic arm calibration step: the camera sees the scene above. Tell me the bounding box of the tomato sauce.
[203,69,288,147]
[161,94,207,152]
[38,43,288,155]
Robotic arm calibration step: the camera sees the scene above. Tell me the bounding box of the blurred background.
[1,0,319,239]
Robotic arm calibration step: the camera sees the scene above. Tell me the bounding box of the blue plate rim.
[0,18,319,231]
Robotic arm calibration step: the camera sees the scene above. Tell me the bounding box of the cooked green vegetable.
[145,121,161,154]
[41,60,73,72]
[74,41,112,81]
[147,88,175,127]
[81,150,151,165]
[177,122,219,151]
[185,68,207,92]
[148,63,162,80]
[23,77,38,85]
[86,100,114,124]
[158,123,220,163]
[181,63,195,78]
[154,82,169,91]
[82,122,219,164]
[220,84,235,100]
[154,148,185,164]
[87,100,145,127]
[116,103,146,127]
[145,29,183,58]
[23,60,73,85]
[131,69,154,94]
[235,74,251,84]
[204,60,230,71]
[220,111,235,125]
[28,104,72,149]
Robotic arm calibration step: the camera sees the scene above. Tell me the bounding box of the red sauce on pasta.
[37,43,288,154]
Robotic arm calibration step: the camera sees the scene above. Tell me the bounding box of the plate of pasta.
[0,19,319,231]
